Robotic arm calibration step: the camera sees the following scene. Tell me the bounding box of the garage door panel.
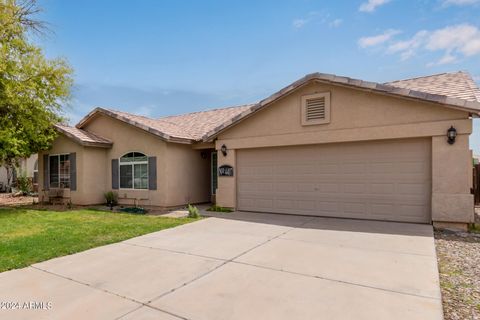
[237,139,431,223]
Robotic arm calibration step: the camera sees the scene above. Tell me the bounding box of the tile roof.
[386,71,480,102]
[74,71,480,144]
[55,124,113,147]
[76,105,254,143]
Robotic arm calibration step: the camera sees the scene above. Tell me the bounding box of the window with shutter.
[301,92,331,125]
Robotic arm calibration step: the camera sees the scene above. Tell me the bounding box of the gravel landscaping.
[0,193,37,206]
[435,228,480,320]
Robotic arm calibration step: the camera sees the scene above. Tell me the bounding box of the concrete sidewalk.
[0,212,443,320]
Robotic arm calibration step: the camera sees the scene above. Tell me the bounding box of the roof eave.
[54,126,113,148]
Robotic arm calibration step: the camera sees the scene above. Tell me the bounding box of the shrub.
[104,191,118,206]
[16,171,31,194]
[120,207,147,214]
[207,205,233,213]
[187,204,200,218]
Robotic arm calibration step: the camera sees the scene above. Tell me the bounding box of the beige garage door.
[237,138,431,223]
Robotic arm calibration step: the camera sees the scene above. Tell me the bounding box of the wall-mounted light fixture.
[200,151,207,159]
[447,126,457,145]
[221,144,228,157]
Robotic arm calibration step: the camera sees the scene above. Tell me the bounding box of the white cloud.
[427,53,457,66]
[387,30,428,60]
[359,0,391,12]
[292,12,343,30]
[292,18,308,29]
[362,24,480,65]
[426,24,480,56]
[358,29,401,48]
[442,0,479,6]
[329,19,343,28]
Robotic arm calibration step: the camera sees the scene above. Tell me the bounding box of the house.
[0,155,38,192]
[38,71,480,229]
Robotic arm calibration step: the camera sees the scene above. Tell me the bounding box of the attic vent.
[301,92,331,126]
[305,97,325,121]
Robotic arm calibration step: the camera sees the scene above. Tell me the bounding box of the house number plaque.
[218,165,234,177]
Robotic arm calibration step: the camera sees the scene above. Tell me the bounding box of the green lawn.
[0,207,196,273]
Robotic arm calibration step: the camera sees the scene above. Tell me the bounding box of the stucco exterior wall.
[432,134,474,223]
[0,155,38,188]
[215,81,474,224]
[0,166,7,187]
[83,114,168,207]
[39,135,85,204]
[41,114,213,207]
[165,143,211,206]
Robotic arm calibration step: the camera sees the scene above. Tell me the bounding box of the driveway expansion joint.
[120,241,227,262]
[31,265,190,320]
[147,217,317,304]
[230,260,441,301]
[278,235,436,257]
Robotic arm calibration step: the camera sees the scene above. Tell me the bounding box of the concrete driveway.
[0,212,443,320]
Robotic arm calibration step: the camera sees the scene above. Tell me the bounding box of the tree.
[0,0,73,189]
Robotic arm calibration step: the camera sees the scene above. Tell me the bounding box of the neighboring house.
[0,155,38,192]
[474,154,480,165]
[38,71,480,229]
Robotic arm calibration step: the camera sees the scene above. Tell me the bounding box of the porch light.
[221,144,228,157]
[447,126,457,145]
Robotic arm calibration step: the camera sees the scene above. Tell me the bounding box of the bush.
[16,171,31,194]
[207,205,233,213]
[104,191,118,206]
[187,204,200,218]
[120,207,147,214]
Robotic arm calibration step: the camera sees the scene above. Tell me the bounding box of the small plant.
[187,204,200,218]
[104,191,118,210]
[207,205,233,213]
[67,200,73,209]
[16,171,31,195]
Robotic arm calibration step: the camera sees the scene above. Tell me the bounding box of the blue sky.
[37,0,480,150]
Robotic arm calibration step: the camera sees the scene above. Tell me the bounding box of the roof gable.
[76,105,253,143]
[201,72,480,141]
[55,124,112,148]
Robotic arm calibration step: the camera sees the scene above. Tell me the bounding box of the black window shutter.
[112,159,119,189]
[148,156,157,190]
[69,153,77,191]
[43,154,49,190]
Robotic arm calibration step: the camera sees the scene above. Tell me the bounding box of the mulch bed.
[435,230,480,320]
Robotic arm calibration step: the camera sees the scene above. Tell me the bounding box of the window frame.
[33,159,39,184]
[49,153,70,189]
[301,92,331,126]
[211,151,218,195]
[118,152,149,190]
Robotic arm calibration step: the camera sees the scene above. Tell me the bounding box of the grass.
[469,223,480,233]
[0,207,197,273]
[206,205,233,213]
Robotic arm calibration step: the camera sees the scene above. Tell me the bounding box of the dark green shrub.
[104,191,118,206]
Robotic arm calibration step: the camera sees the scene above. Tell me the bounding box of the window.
[211,151,218,194]
[119,152,148,189]
[49,154,70,188]
[33,160,38,184]
[301,92,331,126]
